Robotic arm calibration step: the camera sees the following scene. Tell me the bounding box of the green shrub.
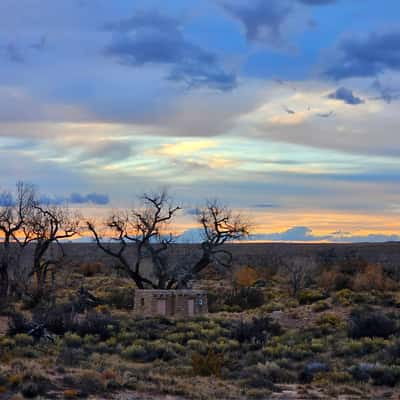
[316,312,345,333]
[123,344,147,361]
[64,332,82,348]
[298,289,325,305]
[334,289,354,306]
[104,287,134,310]
[14,334,34,347]
[187,339,207,353]
[312,300,330,312]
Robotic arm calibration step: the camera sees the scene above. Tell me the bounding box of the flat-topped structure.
[134,289,208,318]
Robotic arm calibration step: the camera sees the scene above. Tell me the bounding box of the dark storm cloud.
[220,0,338,46]
[325,30,400,80]
[328,87,364,105]
[104,11,236,91]
[220,0,293,45]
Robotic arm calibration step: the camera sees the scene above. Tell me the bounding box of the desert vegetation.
[1,183,400,399]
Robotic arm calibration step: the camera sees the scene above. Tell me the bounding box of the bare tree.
[88,194,250,289]
[87,191,180,289]
[176,200,250,288]
[281,256,315,297]
[0,182,35,299]
[23,203,81,297]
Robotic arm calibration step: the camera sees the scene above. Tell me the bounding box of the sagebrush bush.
[104,287,134,310]
[231,316,281,348]
[298,289,325,305]
[70,370,105,395]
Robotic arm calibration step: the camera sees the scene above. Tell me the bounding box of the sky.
[1,0,400,242]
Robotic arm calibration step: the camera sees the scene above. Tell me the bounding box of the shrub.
[78,262,103,277]
[14,334,34,347]
[234,266,260,288]
[191,349,224,377]
[298,289,325,305]
[314,371,352,384]
[63,389,79,398]
[349,308,397,339]
[239,364,276,390]
[122,344,147,361]
[225,288,265,310]
[21,382,42,398]
[316,312,345,333]
[64,332,83,348]
[104,287,134,310]
[349,363,374,382]
[299,361,330,383]
[72,311,120,340]
[369,365,400,387]
[231,316,281,348]
[312,300,330,312]
[70,370,105,395]
[352,264,394,292]
[334,289,354,306]
[7,313,33,336]
[57,348,86,367]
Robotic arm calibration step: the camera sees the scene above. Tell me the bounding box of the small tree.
[281,256,315,297]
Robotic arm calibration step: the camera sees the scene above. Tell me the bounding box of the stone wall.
[134,289,208,318]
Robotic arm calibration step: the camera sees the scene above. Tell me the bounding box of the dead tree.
[281,256,315,297]
[174,200,250,288]
[23,203,81,298]
[88,194,250,289]
[87,191,180,289]
[0,182,35,300]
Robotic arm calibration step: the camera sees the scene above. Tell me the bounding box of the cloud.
[252,203,279,209]
[249,226,399,243]
[104,10,236,91]
[220,0,293,46]
[328,87,364,105]
[370,79,400,104]
[298,0,337,4]
[39,192,110,205]
[3,42,25,63]
[220,0,338,47]
[325,29,400,80]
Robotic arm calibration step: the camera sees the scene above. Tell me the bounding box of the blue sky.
[1,0,400,241]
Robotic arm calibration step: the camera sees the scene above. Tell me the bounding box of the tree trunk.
[0,265,8,300]
[0,236,11,300]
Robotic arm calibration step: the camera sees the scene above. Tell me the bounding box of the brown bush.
[78,262,103,277]
[234,266,260,288]
[352,264,395,291]
[191,349,224,377]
